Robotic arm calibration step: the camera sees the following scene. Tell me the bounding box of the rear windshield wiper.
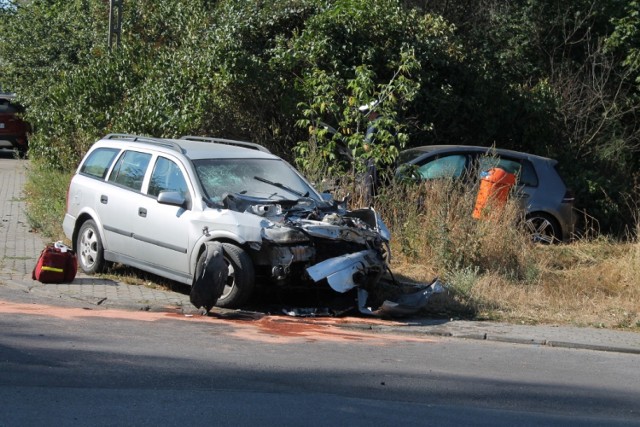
[253,176,308,198]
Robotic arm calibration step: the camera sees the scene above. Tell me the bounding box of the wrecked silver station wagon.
[63,134,391,309]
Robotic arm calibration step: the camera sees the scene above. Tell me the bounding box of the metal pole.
[108,0,123,52]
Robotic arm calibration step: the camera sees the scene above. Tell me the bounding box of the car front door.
[131,155,194,277]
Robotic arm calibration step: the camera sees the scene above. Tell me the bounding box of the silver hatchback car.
[397,145,576,243]
[64,134,390,308]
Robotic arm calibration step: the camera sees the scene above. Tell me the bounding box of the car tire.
[525,213,561,244]
[16,147,28,159]
[215,243,255,309]
[76,219,106,274]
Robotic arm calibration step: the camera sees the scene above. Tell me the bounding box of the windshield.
[398,149,426,164]
[193,158,320,204]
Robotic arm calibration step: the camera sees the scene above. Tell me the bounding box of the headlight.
[261,226,310,243]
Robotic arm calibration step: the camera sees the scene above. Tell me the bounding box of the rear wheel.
[215,243,255,308]
[76,219,106,274]
[525,213,561,244]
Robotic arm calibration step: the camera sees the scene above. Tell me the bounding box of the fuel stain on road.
[1,299,436,345]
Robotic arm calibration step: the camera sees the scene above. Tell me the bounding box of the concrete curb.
[342,323,640,355]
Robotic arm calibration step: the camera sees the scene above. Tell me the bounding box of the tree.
[295,50,420,189]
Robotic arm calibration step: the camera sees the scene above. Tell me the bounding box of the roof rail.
[180,135,271,153]
[104,134,183,153]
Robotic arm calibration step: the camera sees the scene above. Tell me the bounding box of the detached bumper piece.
[358,279,445,318]
[306,249,385,293]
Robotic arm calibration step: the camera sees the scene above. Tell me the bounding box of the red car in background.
[0,94,30,156]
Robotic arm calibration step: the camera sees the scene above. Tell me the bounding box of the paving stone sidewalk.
[1,154,639,355]
[0,155,191,311]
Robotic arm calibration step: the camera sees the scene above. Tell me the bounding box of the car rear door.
[98,149,153,259]
[476,154,538,211]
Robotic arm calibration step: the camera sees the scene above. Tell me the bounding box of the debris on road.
[358,278,445,317]
[190,241,227,313]
[280,277,446,319]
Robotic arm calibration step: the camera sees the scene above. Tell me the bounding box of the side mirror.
[321,192,334,202]
[157,191,186,208]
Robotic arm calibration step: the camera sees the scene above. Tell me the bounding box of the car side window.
[79,148,120,179]
[108,150,152,191]
[148,156,189,199]
[518,160,538,187]
[479,156,520,175]
[417,154,467,180]
[478,156,538,187]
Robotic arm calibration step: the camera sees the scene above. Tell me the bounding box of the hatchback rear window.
[0,99,20,113]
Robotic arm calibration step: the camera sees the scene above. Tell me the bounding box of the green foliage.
[414,0,640,236]
[295,50,420,180]
[1,0,219,169]
[23,159,73,239]
[1,0,639,236]
[607,0,640,86]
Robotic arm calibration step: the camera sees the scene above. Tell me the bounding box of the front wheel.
[76,219,106,274]
[215,243,255,309]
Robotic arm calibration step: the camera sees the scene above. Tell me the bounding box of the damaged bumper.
[306,249,385,293]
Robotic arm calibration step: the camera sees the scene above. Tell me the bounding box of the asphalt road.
[2,303,639,426]
[1,150,639,426]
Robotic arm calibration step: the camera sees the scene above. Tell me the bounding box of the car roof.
[169,138,277,160]
[400,145,557,165]
[99,134,278,161]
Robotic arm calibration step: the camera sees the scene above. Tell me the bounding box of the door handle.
[138,207,147,218]
[100,195,108,204]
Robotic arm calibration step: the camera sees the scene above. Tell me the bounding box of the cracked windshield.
[194,158,317,203]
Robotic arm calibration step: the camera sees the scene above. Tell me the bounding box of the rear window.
[0,99,22,113]
[80,148,120,179]
[398,149,426,164]
[478,156,539,187]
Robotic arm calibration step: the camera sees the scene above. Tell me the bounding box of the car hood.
[221,192,390,244]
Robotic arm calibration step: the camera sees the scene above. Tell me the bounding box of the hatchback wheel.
[215,243,255,308]
[76,219,106,274]
[525,213,560,244]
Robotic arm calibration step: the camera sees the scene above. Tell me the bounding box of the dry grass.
[276,163,640,330]
[393,209,640,330]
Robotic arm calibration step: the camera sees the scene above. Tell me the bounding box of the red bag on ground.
[32,242,78,283]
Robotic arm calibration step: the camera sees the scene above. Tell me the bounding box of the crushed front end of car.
[221,193,390,295]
